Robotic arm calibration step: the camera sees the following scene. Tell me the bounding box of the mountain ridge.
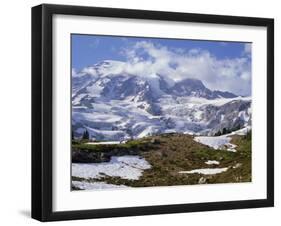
[72,60,251,140]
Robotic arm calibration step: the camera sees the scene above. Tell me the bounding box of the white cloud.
[243,43,252,57]
[72,66,98,77]
[81,67,98,76]
[76,41,252,96]
[119,41,251,95]
[72,68,78,77]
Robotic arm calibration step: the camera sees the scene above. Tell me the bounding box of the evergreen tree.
[215,130,222,136]
[244,130,251,141]
[82,129,90,140]
[72,131,74,140]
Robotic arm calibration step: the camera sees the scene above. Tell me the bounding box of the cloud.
[243,43,252,57]
[72,68,78,77]
[76,41,251,96]
[119,41,251,95]
[81,67,98,76]
[72,67,98,77]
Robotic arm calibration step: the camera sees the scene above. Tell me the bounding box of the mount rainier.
[72,60,251,141]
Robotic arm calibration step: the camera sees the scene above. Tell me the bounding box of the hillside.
[72,131,251,189]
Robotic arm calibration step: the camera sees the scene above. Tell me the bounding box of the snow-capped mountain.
[168,78,237,99]
[72,60,251,140]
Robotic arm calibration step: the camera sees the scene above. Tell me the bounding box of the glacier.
[72,60,251,141]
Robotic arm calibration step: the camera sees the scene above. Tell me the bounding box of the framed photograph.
[32,4,274,221]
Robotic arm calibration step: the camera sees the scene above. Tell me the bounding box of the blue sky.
[71,34,251,96]
[72,34,249,70]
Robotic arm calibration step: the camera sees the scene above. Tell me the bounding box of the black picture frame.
[32,3,274,222]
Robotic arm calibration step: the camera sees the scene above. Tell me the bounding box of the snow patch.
[194,126,251,152]
[72,93,87,105]
[72,155,151,180]
[136,126,161,138]
[205,160,220,165]
[194,135,237,152]
[86,141,121,145]
[72,181,128,190]
[179,167,228,175]
[231,126,251,136]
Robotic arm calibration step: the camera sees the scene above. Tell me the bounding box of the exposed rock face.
[169,78,237,99]
[201,99,251,135]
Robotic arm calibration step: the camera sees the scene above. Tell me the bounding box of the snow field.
[72,181,128,190]
[72,155,151,181]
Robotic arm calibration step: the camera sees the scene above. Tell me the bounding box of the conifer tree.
[82,129,89,140]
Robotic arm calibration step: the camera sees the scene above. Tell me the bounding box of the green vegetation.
[214,125,242,136]
[72,131,252,188]
[72,138,153,153]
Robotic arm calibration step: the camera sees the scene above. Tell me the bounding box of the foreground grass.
[72,138,153,152]
[72,132,251,187]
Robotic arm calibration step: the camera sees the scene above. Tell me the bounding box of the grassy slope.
[72,139,155,154]
[72,132,251,187]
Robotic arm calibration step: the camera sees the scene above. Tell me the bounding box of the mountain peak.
[167,78,237,99]
[73,60,237,100]
[168,78,210,98]
[178,78,205,88]
[72,62,250,140]
[95,60,125,66]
